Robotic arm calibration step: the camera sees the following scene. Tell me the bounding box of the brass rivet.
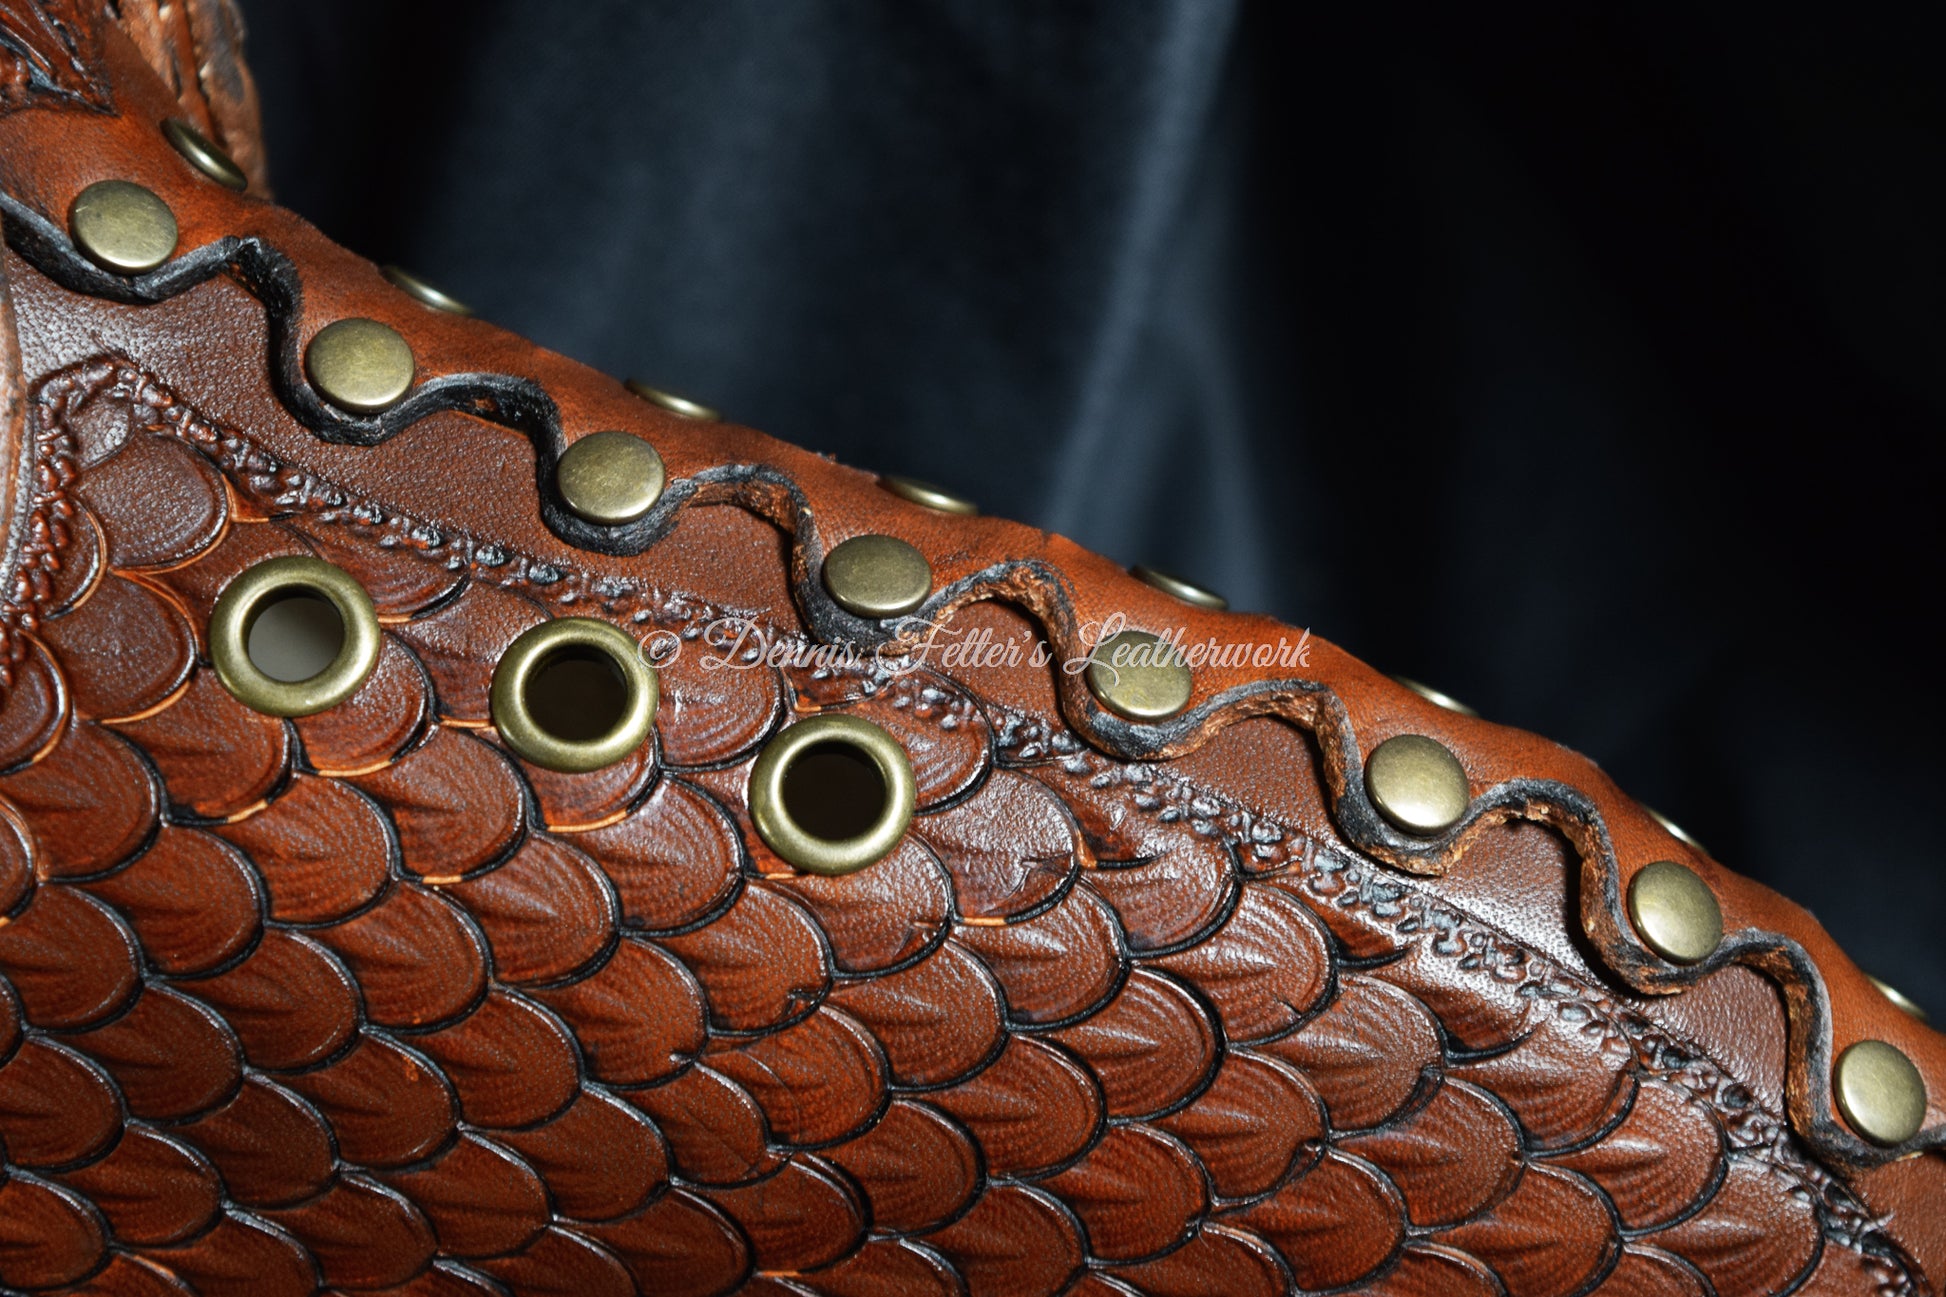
[1392,675,1479,718]
[823,535,933,619]
[1835,1040,1928,1146]
[490,619,658,773]
[1647,807,1708,854]
[161,119,247,190]
[880,475,979,515]
[68,179,178,273]
[306,318,415,414]
[382,265,472,316]
[1364,734,1471,835]
[1869,976,1929,1023]
[557,431,667,526]
[625,379,719,422]
[210,557,381,717]
[1626,860,1724,965]
[1131,565,1228,611]
[1086,629,1194,722]
[750,713,916,876]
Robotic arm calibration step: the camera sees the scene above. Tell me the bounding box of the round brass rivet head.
[69,179,178,273]
[382,264,472,315]
[1086,629,1194,722]
[1365,734,1470,836]
[1626,860,1724,965]
[880,475,979,515]
[306,318,415,414]
[490,618,658,773]
[1393,675,1479,718]
[557,431,667,526]
[625,379,719,421]
[210,557,380,717]
[750,713,917,876]
[1835,1040,1928,1146]
[161,118,247,190]
[1131,565,1228,611]
[1869,976,1929,1022]
[823,535,933,619]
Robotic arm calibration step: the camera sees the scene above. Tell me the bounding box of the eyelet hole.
[780,740,890,843]
[246,590,346,683]
[749,713,916,876]
[523,646,629,744]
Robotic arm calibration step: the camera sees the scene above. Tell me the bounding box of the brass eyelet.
[210,557,380,717]
[490,619,658,773]
[749,713,916,876]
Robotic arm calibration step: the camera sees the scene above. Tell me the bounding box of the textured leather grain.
[0,5,1940,1296]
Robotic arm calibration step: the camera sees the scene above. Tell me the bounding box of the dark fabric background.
[237,3,1944,1009]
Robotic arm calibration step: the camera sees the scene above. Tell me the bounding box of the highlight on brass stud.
[382,264,472,316]
[305,318,415,414]
[1131,565,1227,611]
[1086,629,1194,722]
[1869,976,1929,1023]
[68,179,178,273]
[490,619,658,774]
[879,475,978,516]
[1626,860,1723,965]
[210,557,380,717]
[823,534,932,619]
[625,378,719,422]
[161,118,247,190]
[750,713,916,876]
[1647,807,1707,854]
[1364,733,1470,836]
[1392,675,1479,718]
[1834,1039,1928,1147]
[557,431,667,527]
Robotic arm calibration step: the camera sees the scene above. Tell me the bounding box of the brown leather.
[0,5,1940,1295]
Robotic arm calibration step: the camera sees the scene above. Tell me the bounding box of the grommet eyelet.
[1364,733,1470,835]
[1131,565,1227,611]
[490,619,658,773]
[210,557,380,717]
[879,475,978,515]
[625,379,719,422]
[749,713,916,876]
[69,179,178,273]
[382,265,472,316]
[161,119,247,190]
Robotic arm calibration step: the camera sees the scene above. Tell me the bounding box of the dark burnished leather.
[0,6,1941,1296]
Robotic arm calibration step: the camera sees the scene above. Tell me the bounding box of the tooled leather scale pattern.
[0,358,1917,1296]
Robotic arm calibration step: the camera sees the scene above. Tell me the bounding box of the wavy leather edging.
[1,178,1940,1175]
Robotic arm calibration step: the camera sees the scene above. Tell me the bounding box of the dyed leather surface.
[0,4,1939,1295]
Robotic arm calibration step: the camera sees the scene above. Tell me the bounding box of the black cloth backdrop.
[237,3,1944,1008]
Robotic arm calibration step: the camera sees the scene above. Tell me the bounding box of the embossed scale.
[0,7,1938,1295]
[1,355,1918,1296]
